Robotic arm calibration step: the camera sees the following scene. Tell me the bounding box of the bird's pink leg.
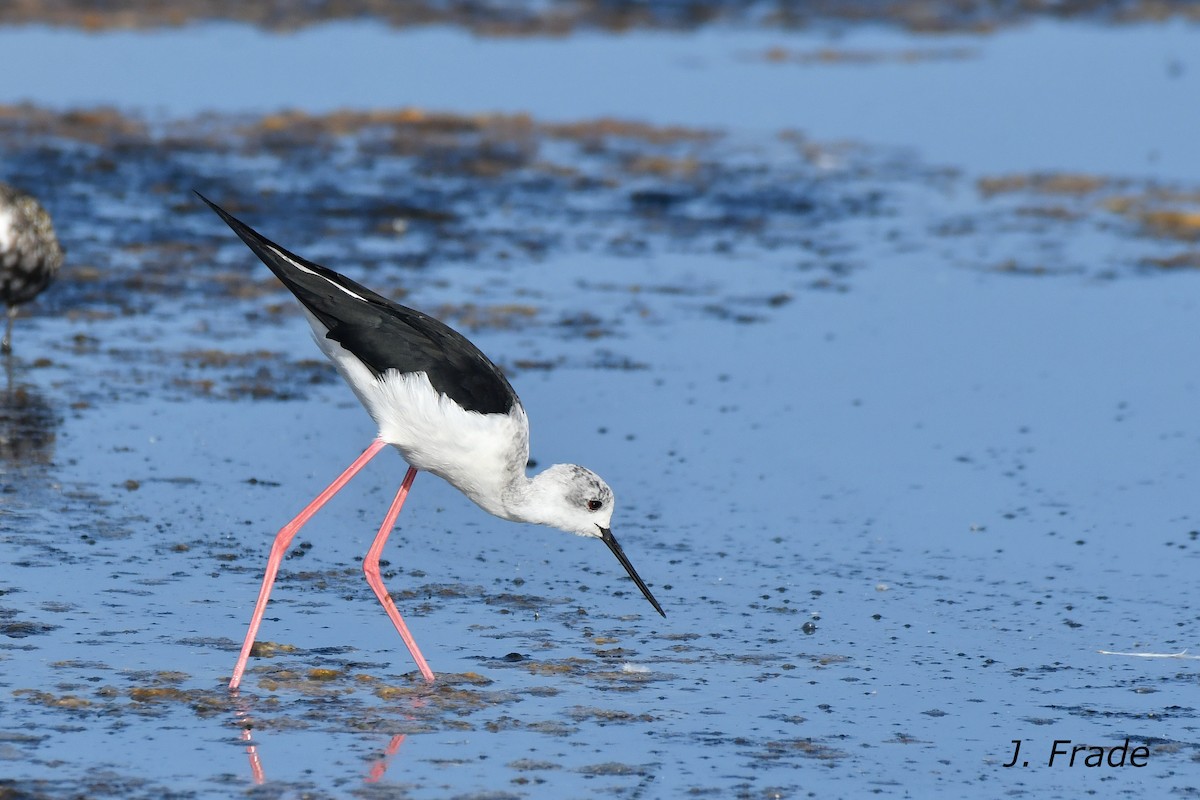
[229,438,389,691]
[363,467,435,683]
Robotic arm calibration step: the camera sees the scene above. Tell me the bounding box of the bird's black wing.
[198,193,518,416]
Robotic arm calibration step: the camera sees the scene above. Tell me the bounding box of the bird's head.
[530,463,615,536]
[528,464,665,617]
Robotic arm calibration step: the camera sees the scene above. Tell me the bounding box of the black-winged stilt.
[0,183,63,354]
[200,195,664,690]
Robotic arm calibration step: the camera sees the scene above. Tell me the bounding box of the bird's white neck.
[496,470,554,526]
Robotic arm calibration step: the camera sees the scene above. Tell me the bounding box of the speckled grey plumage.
[0,182,64,353]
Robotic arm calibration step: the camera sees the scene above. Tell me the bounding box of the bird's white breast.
[0,207,13,252]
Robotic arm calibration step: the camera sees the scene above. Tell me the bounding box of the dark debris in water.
[0,618,60,639]
[1,104,1181,428]
[0,0,1197,34]
[0,776,198,800]
[976,172,1200,247]
[0,106,870,277]
[939,170,1200,278]
[0,104,874,407]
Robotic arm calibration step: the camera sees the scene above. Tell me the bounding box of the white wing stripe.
[267,244,368,303]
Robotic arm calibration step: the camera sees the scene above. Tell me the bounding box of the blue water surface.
[0,13,1198,800]
[1,20,1198,179]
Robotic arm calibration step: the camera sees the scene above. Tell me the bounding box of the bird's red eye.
[587,500,603,512]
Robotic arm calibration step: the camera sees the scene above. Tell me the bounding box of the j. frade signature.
[1003,738,1149,769]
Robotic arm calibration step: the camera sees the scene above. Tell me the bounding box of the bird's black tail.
[195,192,394,320]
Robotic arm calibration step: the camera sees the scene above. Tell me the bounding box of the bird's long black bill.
[600,528,666,617]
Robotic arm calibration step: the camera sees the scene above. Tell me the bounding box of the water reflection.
[240,726,266,785]
[0,359,59,467]
[231,697,265,785]
[364,734,407,784]
[232,691,414,786]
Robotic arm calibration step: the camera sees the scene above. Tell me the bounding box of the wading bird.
[200,195,664,690]
[0,183,63,353]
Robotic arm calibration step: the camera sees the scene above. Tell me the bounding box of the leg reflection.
[232,698,266,785]
[233,691,426,786]
[365,734,407,783]
[241,726,266,785]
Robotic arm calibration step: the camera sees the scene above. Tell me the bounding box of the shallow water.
[3,20,1200,179]
[2,10,1200,800]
